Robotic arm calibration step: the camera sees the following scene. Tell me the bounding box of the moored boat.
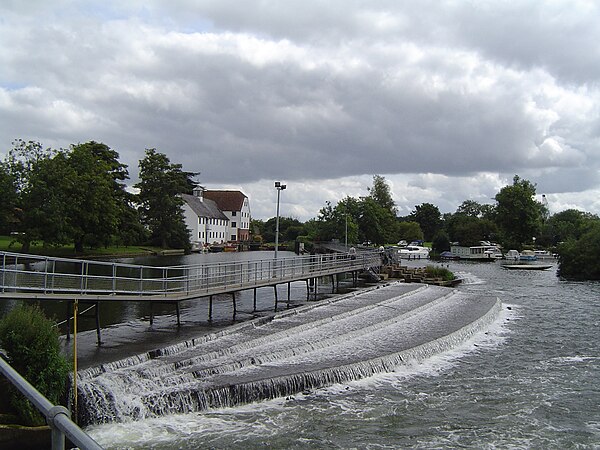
[519,250,537,261]
[398,245,430,259]
[450,244,501,261]
[502,263,553,270]
[505,249,520,260]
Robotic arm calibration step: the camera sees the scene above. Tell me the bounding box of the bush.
[0,304,69,425]
[425,265,456,281]
[558,223,600,280]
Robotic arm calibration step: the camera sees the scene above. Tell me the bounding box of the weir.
[76,282,503,425]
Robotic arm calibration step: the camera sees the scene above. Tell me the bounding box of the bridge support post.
[65,301,72,341]
[330,275,335,293]
[287,282,291,308]
[253,289,257,312]
[94,302,102,346]
[149,303,154,326]
[209,296,213,322]
[232,292,237,317]
[175,302,181,327]
[273,285,278,311]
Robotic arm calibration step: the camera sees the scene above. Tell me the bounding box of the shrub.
[0,304,69,425]
[425,265,456,281]
[558,223,600,280]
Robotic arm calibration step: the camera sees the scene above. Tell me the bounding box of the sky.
[1,1,599,222]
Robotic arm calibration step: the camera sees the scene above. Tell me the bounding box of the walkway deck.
[0,250,382,302]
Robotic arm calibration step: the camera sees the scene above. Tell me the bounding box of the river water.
[7,252,600,448]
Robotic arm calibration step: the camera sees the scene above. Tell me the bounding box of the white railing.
[0,251,382,300]
[0,355,102,450]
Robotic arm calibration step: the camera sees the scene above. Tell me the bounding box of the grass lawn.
[0,235,161,258]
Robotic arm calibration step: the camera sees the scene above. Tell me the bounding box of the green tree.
[78,141,145,247]
[64,142,124,252]
[314,197,359,244]
[0,160,18,234]
[367,175,397,215]
[456,200,484,217]
[261,216,304,243]
[358,197,398,245]
[558,222,600,280]
[432,230,451,253]
[495,175,544,248]
[397,221,423,243]
[542,209,599,246]
[445,212,498,247]
[8,143,72,251]
[4,140,139,252]
[136,149,195,250]
[410,203,442,241]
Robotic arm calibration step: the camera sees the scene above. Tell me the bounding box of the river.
[8,252,600,448]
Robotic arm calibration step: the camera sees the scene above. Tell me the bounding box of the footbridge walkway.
[0,250,382,340]
[0,250,382,302]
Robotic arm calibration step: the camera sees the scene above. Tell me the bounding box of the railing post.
[139,266,143,295]
[112,263,117,294]
[2,252,6,293]
[80,262,85,294]
[14,254,18,290]
[51,259,56,293]
[186,267,190,294]
[48,405,69,450]
[44,257,48,293]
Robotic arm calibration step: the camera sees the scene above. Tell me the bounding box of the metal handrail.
[0,250,382,300]
[0,355,102,450]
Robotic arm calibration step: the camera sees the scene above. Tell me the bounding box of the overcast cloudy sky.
[1,1,599,221]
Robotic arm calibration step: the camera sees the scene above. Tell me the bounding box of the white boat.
[519,250,537,261]
[534,250,555,259]
[450,244,500,260]
[398,245,430,259]
[505,249,520,260]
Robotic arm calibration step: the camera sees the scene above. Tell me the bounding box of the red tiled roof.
[203,190,247,212]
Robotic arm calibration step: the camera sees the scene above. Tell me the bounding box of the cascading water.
[76,281,502,425]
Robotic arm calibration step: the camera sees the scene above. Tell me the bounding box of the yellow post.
[73,299,78,423]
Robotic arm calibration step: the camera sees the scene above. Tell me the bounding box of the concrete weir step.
[76,282,502,425]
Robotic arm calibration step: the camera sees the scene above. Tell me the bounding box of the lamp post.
[274,181,286,260]
[345,214,348,251]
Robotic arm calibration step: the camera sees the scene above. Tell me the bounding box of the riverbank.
[0,235,168,259]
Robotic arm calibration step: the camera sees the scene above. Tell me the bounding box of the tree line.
[253,174,600,280]
[0,140,196,252]
[2,140,598,279]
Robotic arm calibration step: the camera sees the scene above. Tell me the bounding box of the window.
[232,222,237,228]
[232,211,236,216]
[231,235,237,241]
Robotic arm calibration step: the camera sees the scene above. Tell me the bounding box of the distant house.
[181,187,251,249]
[182,187,230,248]
[203,190,251,242]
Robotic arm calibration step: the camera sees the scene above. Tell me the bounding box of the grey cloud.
[1,1,599,220]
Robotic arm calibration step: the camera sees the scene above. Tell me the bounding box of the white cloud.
[1,1,600,221]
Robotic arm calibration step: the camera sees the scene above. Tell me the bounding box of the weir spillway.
[76,281,502,425]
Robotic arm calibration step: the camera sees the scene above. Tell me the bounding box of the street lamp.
[345,214,348,250]
[274,181,286,259]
